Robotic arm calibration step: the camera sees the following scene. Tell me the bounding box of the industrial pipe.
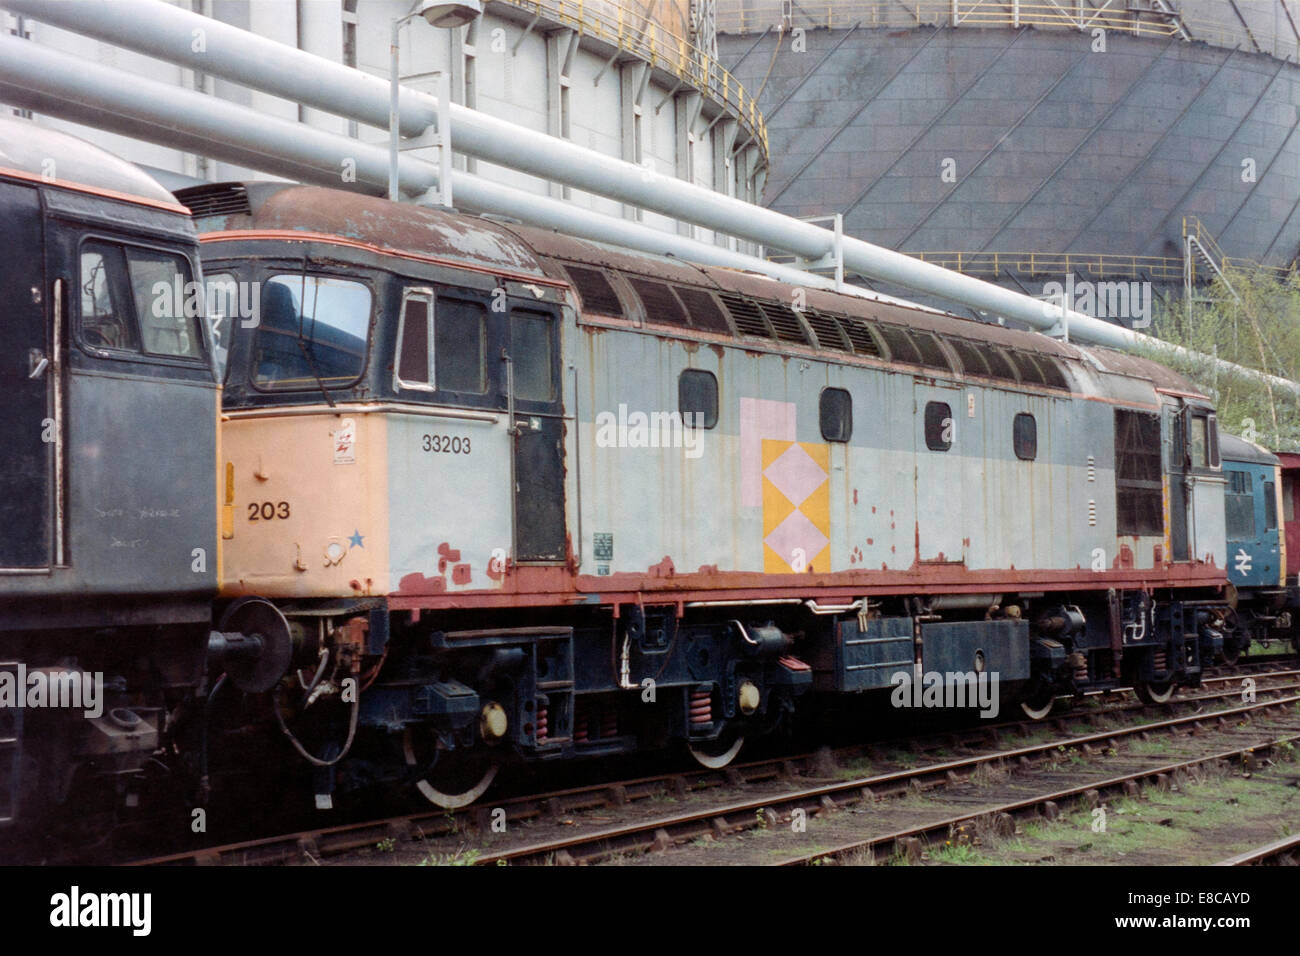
[3,0,1274,371]
[0,33,909,300]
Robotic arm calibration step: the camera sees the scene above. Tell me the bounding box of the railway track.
[127,671,1300,866]
[1214,833,1300,866]
[466,695,1300,866]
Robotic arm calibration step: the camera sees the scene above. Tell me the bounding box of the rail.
[717,1,1300,64]
[493,0,768,156]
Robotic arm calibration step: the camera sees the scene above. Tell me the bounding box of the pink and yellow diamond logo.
[762,439,830,573]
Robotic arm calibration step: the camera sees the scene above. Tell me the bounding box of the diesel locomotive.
[2,115,1298,844]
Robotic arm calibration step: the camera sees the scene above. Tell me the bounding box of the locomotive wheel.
[1134,680,1176,706]
[1019,689,1056,721]
[687,729,745,769]
[1218,609,1243,666]
[401,729,498,809]
[1219,640,1242,667]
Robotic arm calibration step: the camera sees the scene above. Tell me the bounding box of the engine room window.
[1264,480,1278,531]
[252,274,371,390]
[1013,413,1037,461]
[679,369,719,429]
[1115,409,1163,536]
[435,298,487,394]
[126,248,204,360]
[395,291,433,389]
[79,243,140,352]
[819,388,852,443]
[510,310,556,402]
[924,401,953,452]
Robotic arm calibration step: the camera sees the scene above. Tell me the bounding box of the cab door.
[508,306,566,562]
[1181,402,1226,567]
[1166,402,1191,562]
[0,182,52,570]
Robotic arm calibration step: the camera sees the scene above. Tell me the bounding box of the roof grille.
[911,332,952,372]
[982,344,1021,381]
[175,182,250,219]
[1036,356,1071,390]
[1008,351,1048,387]
[876,325,923,366]
[839,317,884,358]
[673,287,732,334]
[802,309,850,351]
[950,338,990,377]
[758,301,811,345]
[718,291,773,339]
[627,276,689,327]
[563,265,624,316]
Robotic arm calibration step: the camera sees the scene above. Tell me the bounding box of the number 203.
[248,501,290,521]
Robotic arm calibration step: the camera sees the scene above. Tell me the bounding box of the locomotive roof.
[182,181,1203,399]
[0,115,181,207]
[177,182,551,280]
[1220,432,1280,466]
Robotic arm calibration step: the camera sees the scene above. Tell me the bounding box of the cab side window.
[80,243,140,352]
[79,240,206,361]
[511,309,556,402]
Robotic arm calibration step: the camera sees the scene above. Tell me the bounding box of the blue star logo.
[348,530,365,549]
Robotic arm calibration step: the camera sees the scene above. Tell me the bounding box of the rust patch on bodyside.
[1116,544,1135,569]
[452,564,472,585]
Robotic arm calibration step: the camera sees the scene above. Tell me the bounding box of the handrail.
[493,0,768,156]
[717,1,1300,64]
[769,247,1293,284]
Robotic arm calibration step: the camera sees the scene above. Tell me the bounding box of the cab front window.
[251,274,371,390]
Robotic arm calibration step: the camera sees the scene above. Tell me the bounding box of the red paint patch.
[962,537,970,548]
[398,572,447,595]
[452,563,472,585]
[648,556,676,578]
[871,505,876,514]
[853,489,859,505]
[1153,544,1163,565]
[436,542,461,574]
[697,564,720,575]
[1115,544,1135,570]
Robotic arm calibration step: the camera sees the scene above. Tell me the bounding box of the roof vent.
[174,182,251,219]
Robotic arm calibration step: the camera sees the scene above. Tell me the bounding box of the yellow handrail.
[716,1,1300,64]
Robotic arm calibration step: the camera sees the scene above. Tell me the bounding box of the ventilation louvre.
[627,276,689,328]
[1036,356,1070,390]
[758,301,812,345]
[673,287,732,334]
[176,182,251,218]
[563,265,624,316]
[911,331,952,372]
[840,317,884,358]
[802,308,851,351]
[982,345,1021,382]
[717,291,774,339]
[950,339,990,377]
[876,325,923,366]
